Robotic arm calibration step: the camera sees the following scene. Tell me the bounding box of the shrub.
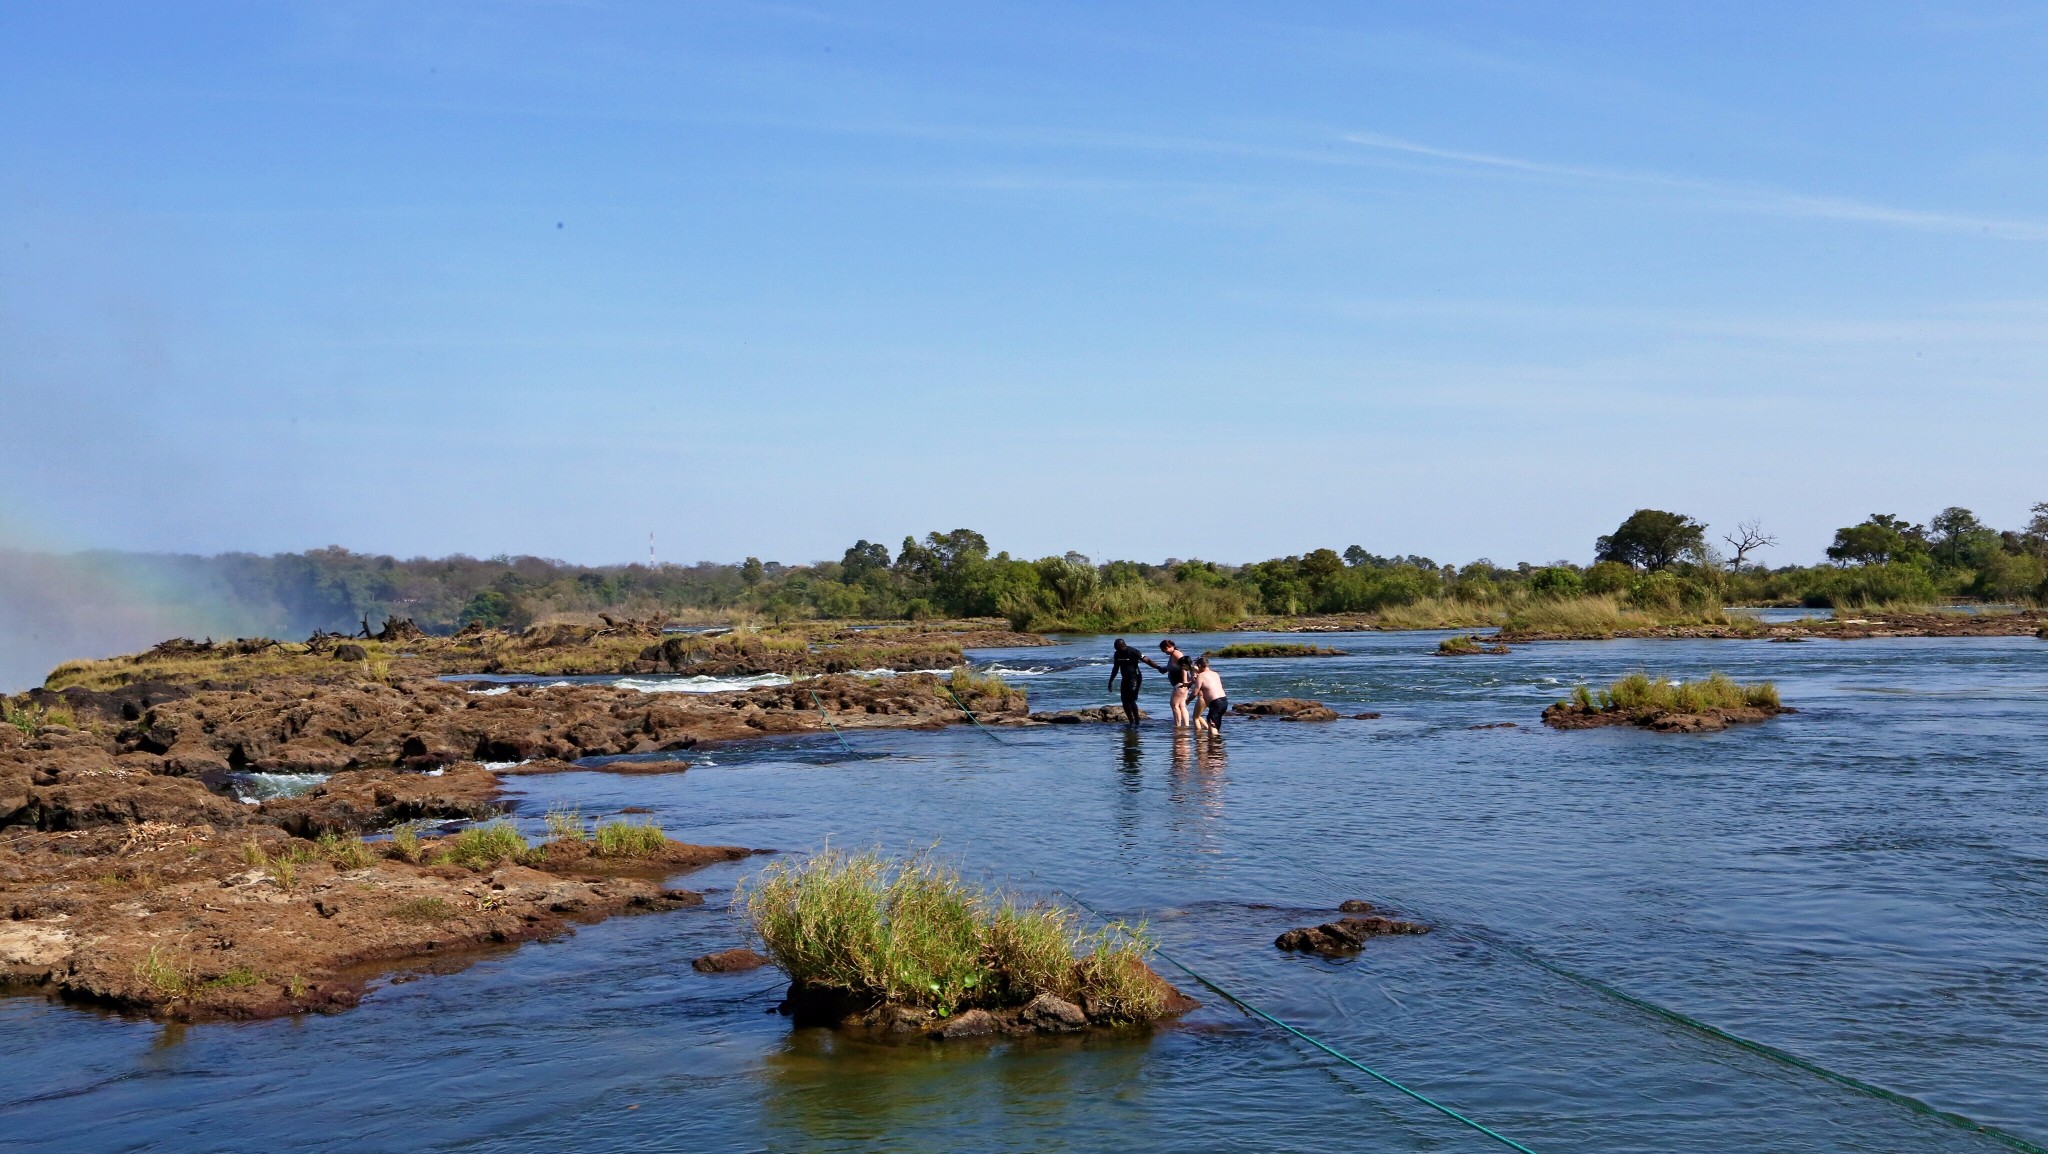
[593,819,665,858]
[443,821,527,870]
[1527,566,1584,598]
[1584,561,1634,596]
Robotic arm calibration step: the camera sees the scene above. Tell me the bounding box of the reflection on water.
[6,631,2048,1153]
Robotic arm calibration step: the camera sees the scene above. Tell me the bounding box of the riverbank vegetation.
[743,849,1166,1021]
[17,503,2045,645]
[1207,642,1347,658]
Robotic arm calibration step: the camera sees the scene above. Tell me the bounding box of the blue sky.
[3,1,2045,567]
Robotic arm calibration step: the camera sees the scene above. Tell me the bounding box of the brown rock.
[1276,915,1430,955]
[692,947,771,973]
[1230,699,1340,722]
[932,1008,998,1038]
[1018,992,1088,1032]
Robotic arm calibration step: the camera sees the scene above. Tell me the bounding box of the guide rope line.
[804,686,858,756]
[1283,856,2047,1154]
[940,684,1011,745]
[1471,933,2048,1154]
[1054,885,1541,1154]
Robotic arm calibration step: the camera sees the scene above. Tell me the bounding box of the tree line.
[58,503,2048,639]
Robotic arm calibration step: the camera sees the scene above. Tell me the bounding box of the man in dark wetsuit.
[1107,638,1162,725]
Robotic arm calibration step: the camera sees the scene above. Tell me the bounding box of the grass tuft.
[743,849,1168,1020]
[317,832,374,870]
[593,819,665,858]
[387,821,427,863]
[442,821,527,870]
[1566,671,1779,715]
[135,946,190,1000]
[545,805,587,843]
[389,896,458,923]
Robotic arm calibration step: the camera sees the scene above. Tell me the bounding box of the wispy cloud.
[1341,131,2048,240]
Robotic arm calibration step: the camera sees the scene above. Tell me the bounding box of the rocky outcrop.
[692,947,771,973]
[777,971,1198,1039]
[1541,702,1792,733]
[1230,699,1341,722]
[1028,706,1150,724]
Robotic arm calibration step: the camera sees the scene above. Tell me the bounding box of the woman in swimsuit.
[1158,640,1194,727]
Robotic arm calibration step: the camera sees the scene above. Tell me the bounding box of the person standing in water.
[1191,656,1228,733]
[1158,640,1196,727]
[1108,638,1162,726]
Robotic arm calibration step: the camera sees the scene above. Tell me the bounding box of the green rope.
[940,683,1010,745]
[1057,886,1540,1154]
[804,686,858,755]
[1474,935,2048,1154]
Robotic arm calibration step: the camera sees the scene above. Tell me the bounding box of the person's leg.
[1121,682,1141,725]
[1170,686,1188,727]
[1207,698,1226,731]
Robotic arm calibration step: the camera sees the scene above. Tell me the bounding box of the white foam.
[615,673,792,694]
[467,685,513,696]
[480,760,528,771]
[229,772,329,803]
[980,664,1052,678]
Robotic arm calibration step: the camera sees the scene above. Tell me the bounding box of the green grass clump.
[387,821,427,863]
[443,821,528,870]
[390,896,459,923]
[1568,671,1780,714]
[1207,643,1346,659]
[201,966,263,991]
[945,665,1011,701]
[593,819,666,858]
[1437,635,1482,655]
[135,946,190,1000]
[743,850,1165,1021]
[318,832,374,870]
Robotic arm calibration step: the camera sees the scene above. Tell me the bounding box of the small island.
[1543,673,1788,733]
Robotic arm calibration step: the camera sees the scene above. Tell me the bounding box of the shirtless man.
[1107,638,1163,726]
[1191,657,1228,733]
[1158,640,1196,727]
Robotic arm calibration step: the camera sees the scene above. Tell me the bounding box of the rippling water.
[7,631,2047,1152]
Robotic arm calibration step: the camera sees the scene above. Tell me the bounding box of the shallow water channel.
[7,631,2048,1152]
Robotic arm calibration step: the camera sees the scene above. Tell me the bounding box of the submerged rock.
[1275,915,1430,955]
[692,947,770,973]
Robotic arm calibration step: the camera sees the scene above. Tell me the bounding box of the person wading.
[1191,656,1228,733]
[1159,640,1196,727]
[1108,638,1162,726]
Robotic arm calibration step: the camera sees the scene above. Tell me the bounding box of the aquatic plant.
[592,819,665,858]
[742,850,1166,1020]
[443,821,528,870]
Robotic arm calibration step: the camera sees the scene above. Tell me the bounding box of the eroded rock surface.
[1275,915,1431,955]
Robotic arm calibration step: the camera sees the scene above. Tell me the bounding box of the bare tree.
[1722,519,1777,570]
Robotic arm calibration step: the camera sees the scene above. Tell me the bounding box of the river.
[5,630,2045,1152]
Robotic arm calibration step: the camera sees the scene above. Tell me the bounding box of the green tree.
[739,557,765,586]
[840,540,891,582]
[1927,506,2000,569]
[1826,515,1927,566]
[1594,510,1707,571]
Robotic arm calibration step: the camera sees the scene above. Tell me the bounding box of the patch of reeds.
[945,665,1011,701]
[743,849,1163,1020]
[442,821,528,870]
[593,818,665,858]
[1207,643,1346,659]
[1437,635,1483,655]
[1569,671,1780,714]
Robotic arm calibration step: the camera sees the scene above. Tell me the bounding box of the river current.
[5,630,2046,1152]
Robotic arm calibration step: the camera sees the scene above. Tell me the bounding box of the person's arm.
[1142,655,1165,672]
